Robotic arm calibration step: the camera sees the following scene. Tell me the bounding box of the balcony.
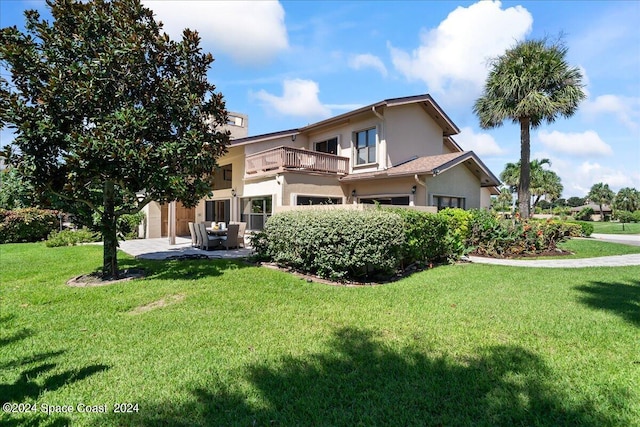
[245,146,350,178]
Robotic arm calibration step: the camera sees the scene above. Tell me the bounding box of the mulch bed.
[66,268,146,287]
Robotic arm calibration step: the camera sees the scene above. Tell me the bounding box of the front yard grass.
[590,221,640,235]
[550,238,640,259]
[1,242,639,426]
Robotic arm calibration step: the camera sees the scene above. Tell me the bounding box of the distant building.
[223,112,248,139]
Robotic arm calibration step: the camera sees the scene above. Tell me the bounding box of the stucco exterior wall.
[243,135,308,156]
[480,187,493,210]
[143,201,162,238]
[425,164,481,209]
[384,104,444,166]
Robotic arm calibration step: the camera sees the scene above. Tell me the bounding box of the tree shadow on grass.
[575,279,640,326]
[0,362,109,404]
[113,258,250,282]
[95,328,630,426]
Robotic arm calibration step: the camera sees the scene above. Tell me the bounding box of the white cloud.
[388,1,532,103]
[348,54,388,77]
[455,127,505,156]
[253,79,331,118]
[143,1,288,65]
[581,94,640,130]
[538,130,613,157]
[531,152,640,197]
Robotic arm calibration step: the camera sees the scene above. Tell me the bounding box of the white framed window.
[355,127,377,165]
[240,196,272,230]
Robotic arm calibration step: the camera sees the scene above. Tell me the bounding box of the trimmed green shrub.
[0,208,60,243]
[384,208,446,265]
[253,209,404,281]
[567,220,594,237]
[118,212,145,239]
[46,228,100,247]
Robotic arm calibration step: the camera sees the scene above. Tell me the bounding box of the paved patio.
[118,236,253,260]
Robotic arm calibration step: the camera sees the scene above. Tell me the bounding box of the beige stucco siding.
[480,187,493,210]
[243,135,309,156]
[426,164,481,208]
[384,104,444,166]
[143,201,162,238]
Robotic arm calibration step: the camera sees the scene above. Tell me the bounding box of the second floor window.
[355,128,376,165]
[212,164,232,190]
[315,137,338,155]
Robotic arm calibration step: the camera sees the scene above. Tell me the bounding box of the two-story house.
[142,94,500,238]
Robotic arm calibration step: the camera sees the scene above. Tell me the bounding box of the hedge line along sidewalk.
[467,253,640,268]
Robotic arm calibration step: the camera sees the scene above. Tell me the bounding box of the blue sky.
[1,0,639,198]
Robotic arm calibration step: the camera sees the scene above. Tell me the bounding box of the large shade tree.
[474,38,585,218]
[0,0,229,277]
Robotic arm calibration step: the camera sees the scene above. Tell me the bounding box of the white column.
[168,201,176,245]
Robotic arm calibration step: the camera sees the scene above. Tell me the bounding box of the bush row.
[45,228,100,247]
[614,210,640,223]
[0,208,60,244]
[466,210,582,258]
[253,208,589,281]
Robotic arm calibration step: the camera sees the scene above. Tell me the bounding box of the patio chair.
[193,222,204,248]
[198,222,223,250]
[188,222,197,247]
[220,224,240,250]
[237,222,247,248]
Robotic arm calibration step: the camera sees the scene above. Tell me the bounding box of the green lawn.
[590,221,640,235]
[548,238,640,259]
[1,243,639,426]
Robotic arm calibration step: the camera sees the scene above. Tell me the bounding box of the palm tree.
[499,158,562,207]
[474,38,585,218]
[588,182,615,221]
[613,187,639,212]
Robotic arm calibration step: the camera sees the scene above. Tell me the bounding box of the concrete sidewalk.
[467,253,640,268]
[118,237,253,260]
[591,233,640,246]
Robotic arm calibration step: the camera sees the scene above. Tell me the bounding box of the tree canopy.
[0,0,230,277]
[587,182,614,221]
[474,38,585,218]
[499,158,563,208]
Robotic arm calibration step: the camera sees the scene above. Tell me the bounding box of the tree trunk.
[599,204,604,222]
[102,180,119,278]
[518,118,531,218]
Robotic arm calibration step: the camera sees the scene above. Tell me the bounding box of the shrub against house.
[252,208,583,281]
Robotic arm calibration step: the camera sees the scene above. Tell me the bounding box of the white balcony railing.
[245,146,349,177]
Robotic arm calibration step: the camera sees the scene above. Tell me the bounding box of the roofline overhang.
[231,94,460,148]
[340,151,501,186]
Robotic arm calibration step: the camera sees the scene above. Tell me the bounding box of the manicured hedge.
[384,208,466,265]
[252,209,405,281]
[0,208,60,243]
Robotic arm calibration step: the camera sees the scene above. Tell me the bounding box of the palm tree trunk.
[518,117,531,218]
